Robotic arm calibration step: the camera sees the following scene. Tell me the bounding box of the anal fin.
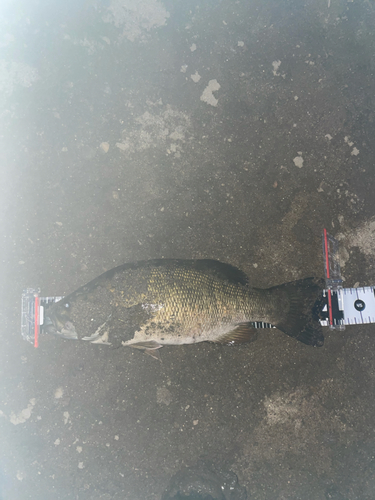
[123,340,163,361]
[145,348,162,362]
[216,323,259,345]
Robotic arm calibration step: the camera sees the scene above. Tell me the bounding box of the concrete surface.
[1,0,375,499]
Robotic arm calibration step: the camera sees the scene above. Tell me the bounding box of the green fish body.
[44,259,325,353]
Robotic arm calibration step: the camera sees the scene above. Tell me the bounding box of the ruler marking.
[335,286,375,326]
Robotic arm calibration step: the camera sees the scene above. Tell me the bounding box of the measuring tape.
[21,230,374,346]
[321,228,375,329]
[21,289,63,347]
[320,286,375,328]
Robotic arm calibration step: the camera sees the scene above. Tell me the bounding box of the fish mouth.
[44,316,78,340]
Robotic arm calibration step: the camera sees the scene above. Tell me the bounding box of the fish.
[43,259,326,356]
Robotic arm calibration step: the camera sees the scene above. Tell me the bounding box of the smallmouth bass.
[44,259,325,355]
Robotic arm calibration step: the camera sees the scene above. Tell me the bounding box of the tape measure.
[320,286,375,328]
[21,289,63,347]
[321,228,375,329]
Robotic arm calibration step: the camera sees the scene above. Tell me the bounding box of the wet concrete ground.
[1,0,375,498]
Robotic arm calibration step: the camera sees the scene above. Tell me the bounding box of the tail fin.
[270,277,326,347]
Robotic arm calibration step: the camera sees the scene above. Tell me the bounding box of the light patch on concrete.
[272,60,281,76]
[343,217,375,259]
[54,387,64,399]
[156,386,172,406]
[190,71,201,83]
[9,398,36,425]
[190,43,197,52]
[116,142,129,151]
[103,0,170,42]
[238,381,350,477]
[0,33,15,48]
[200,79,221,107]
[351,147,359,156]
[0,60,39,96]
[293,155,304,168]
[100,142,110,153]
[65,34,116,55]
[238,41,244,47]
[117,104,190,156]
[264,392,300,425]
[75,37,99,55]
[63,411,70,425]
[334,217,375,271]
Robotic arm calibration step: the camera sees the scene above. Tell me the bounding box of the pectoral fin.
[216,323,259,345]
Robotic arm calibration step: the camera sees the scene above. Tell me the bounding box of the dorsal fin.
[190,259,249,286]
